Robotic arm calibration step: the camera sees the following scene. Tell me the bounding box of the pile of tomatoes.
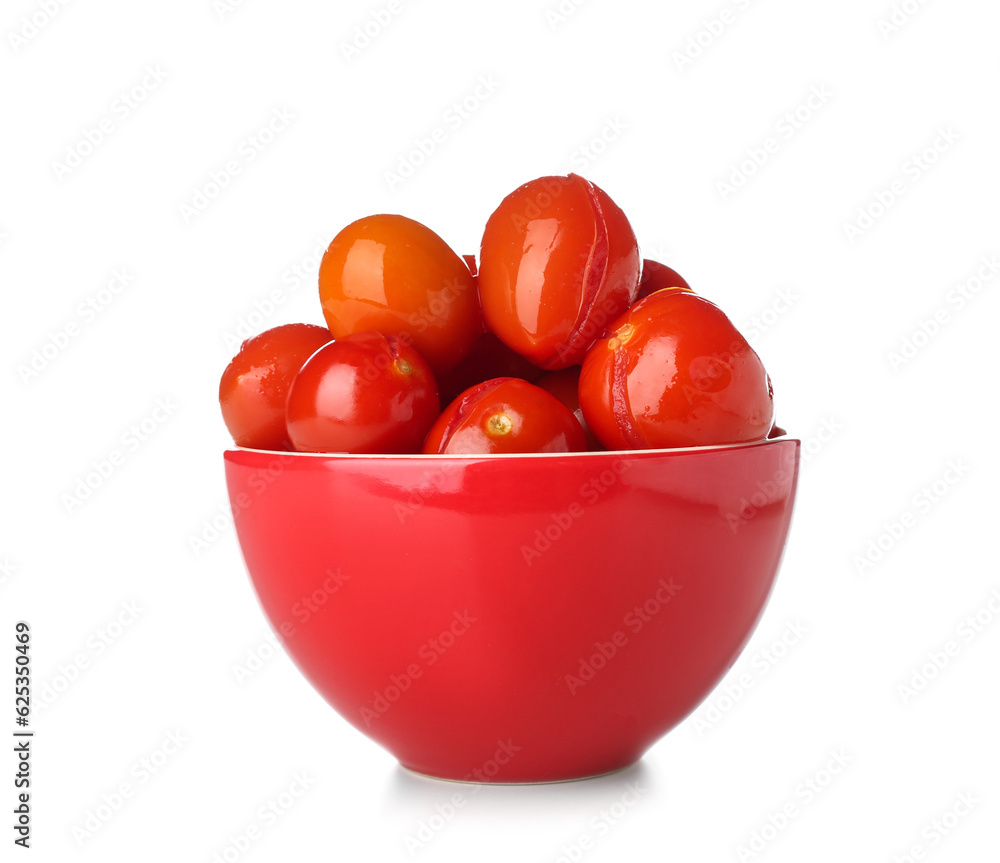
[220,173,776,455]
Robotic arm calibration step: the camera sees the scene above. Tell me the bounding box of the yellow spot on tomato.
[487,413,512,436]
[608,322,635,351]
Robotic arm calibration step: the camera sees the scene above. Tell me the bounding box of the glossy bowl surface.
[225,438,799,783]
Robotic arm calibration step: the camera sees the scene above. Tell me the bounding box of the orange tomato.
[319,215,481,375]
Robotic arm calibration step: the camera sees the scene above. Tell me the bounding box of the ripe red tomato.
[423,377,587,455]
[478,174,640,370]
[286,332,440,453]
[318,215,481,376]
[579,291,773,450]
[219,323,332,450]
[534,367,602,451]
[636,259,692,301]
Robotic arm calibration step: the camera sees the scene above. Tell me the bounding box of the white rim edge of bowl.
[226,435,798,460]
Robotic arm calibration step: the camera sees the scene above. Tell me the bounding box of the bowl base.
[398,759,641,786]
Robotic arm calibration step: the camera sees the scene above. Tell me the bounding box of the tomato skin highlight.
[478,174,640,370]
[319,214,481,376]
[219,323,333,451]
[636,259,693,301]
[423,377,588,455]
[286,331,440,454]
[579,291,774,450]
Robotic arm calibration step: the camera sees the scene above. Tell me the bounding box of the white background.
[2,0,999,860]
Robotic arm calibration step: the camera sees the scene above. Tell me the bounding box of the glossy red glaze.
[225,439,799,783]
[479,174,640,370]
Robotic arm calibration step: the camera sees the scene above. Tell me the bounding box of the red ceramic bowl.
[225,437,799,783]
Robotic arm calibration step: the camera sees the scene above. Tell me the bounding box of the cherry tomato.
[436,332,546,406]
[423,377,587,455]
[636,259,693,301]
[478,174,640,370]
[319,215,481,376]
[579,292,773,450]
[286,331,439,453]
[534,367,602,451]
[219,323,333,450]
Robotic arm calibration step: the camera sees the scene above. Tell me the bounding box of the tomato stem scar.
[487,413,513,435]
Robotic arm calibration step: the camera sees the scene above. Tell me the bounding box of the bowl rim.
[225,434,799,460]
